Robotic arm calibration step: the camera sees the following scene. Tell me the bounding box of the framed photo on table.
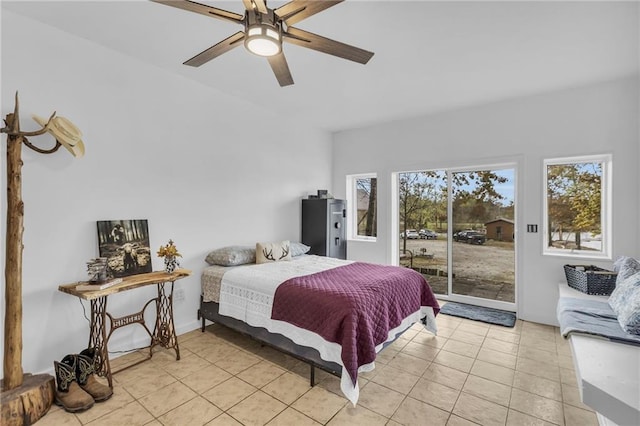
[96,219,152,277]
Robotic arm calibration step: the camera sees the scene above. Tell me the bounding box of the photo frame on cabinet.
[96,219,152,277]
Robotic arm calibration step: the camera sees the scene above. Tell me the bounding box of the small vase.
[164,256,179,273]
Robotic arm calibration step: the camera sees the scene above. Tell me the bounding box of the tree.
[450,171,508,203]
[398,169,511,255]
[547,163,601,249]
[449,170,509,229]
[399,173,434,253]
[365,178,377,236]
[356,178,377,237]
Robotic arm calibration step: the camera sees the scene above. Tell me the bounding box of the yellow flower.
[157,239,182,258]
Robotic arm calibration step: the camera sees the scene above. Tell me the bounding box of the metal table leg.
[88,296,112,388]
[152,281,180,360]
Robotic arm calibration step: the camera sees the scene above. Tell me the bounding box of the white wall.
[0,11,332,375]
[332,76,639,326]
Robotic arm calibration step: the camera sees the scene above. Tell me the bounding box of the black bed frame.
[197,297,342,386]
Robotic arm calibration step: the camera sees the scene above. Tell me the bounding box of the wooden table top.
[58,269,192,300]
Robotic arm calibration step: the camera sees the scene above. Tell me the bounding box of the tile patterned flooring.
[39,309,599,425]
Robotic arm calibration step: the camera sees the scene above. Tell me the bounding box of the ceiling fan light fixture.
[153,0,374,87]
[245,24,281,57]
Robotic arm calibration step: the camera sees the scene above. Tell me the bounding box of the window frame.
[346,173,378,242]
[542,154,612,260]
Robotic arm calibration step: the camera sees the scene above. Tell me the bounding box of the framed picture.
[96,219,152,277]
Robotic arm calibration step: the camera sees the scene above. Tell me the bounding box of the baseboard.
[37,319,204,378]
[175,319,202,336]
[518,310,559,327]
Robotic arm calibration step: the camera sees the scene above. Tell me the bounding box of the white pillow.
[613,256,640,280]
[256,240,292,264]
[290,242,311,257]
[611,271,640,335]
[609,257,640,316]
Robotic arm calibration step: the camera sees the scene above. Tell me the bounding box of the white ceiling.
[3,0,639,132]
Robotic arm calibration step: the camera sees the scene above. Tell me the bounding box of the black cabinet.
[301,198,346,259]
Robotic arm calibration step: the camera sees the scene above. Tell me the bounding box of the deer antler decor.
[262,247,276,262]
[1,92,85,425]
[279,244,290,260]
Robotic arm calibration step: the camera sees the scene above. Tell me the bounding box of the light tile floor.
[38,308,599,426]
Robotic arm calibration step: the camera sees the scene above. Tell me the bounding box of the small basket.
[563,264,617,295]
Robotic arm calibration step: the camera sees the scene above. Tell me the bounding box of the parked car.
[453,230,474,242]
[419,229,437,239]
[465,231,486,245]
[453,230,486,244]
[401,229,420,239]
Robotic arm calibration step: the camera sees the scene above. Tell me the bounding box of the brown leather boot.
[77,348,113,402]
[54,355,94,412]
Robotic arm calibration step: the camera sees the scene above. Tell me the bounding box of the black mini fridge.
[301,198,346,259]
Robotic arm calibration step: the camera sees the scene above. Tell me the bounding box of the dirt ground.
[399,237,515,302]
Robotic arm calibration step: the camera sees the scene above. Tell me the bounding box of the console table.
[59,269,191,388]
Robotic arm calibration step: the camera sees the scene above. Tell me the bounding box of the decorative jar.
[164,256,179,273]
[157,239,182,274]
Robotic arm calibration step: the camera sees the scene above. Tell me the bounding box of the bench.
[557,283,640,426]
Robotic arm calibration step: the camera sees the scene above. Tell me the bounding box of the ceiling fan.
[151,0,374,86]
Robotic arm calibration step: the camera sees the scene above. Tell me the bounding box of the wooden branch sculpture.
[1,92,84,425]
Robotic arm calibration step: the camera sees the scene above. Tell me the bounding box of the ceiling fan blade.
[275,0,343,26]
[151,0,244,25]
[242,0,268,14]
[183,31,245,67]
[284,27,374,64]
[267,53,294,87]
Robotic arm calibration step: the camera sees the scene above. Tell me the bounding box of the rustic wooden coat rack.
[1,92,83,425]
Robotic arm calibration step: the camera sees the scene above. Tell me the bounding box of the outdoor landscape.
[395,169,516,303]
[355,162,603,304]
[399,237,515,302]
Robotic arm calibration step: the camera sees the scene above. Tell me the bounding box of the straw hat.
[32,114,85,158]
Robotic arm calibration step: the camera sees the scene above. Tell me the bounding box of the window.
[543,154,612,258]
[347,174,377,240]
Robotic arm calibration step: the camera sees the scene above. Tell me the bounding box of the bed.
[197,249,440,405]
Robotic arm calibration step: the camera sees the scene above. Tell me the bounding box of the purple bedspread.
[271,262,440,385]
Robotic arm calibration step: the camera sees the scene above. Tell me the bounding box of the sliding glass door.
[398,166,516,309]
[398,171,448,295]
[450,168,515,306]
